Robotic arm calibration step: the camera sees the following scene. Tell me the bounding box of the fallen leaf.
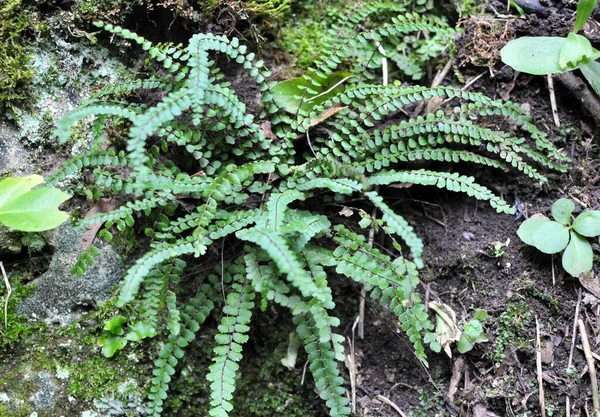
[260,121,278,140]
[80,198,118,249]
[578,271,600,300]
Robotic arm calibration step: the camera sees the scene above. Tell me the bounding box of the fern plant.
[48,4,568,416]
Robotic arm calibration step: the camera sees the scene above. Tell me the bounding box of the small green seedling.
[0,175,70,232]
[429,302,489,356]
[517,198,600,277]
[501,0,600,96]
[98,315,156,357]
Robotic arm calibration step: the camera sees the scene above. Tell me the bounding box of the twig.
[551,255,556,287]
[360,204,378,339]
[300,359,309,386]
[431,58,453,88]
[369,33,388,86]
[348,316,360,414]
[567,288,583,417]
[577,345,600,362]
[536,316,546,417]
[0,262,10,328]
[305,75,355,103]
[579,319,600,417]
[556,72,600,131]
[547,75,560,128]
[442,71,486,105]
[376,394,408,417]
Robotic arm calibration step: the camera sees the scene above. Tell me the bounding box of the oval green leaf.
[580,60,600,97]
[551,198,575,225]
[501,37,566,75]
[575,0,598,32]
[533,220,570,254]
[562,231,593,277]
[559,33,600,70]
[517,214,550,246]
[573,210,600,237]
[271,71,351,115]
[0,175,70,232]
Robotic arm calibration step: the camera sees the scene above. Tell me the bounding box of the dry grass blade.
[0,262,11,327]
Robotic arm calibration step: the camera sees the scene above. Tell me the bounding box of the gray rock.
[18,222,123,326]
[0,121,34,177]
[33,371,57,410]
[93,379,147,416]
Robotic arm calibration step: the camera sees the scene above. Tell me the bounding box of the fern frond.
[165,290,181,336]
[54,105,137,144]
[295,177,364,195]
[148,283,215,417]
[236,227,330,304]
[207,275,255,417]
[332,225,432,362]
[365,191,424,268]
[244,250,310,315]
[127,88,193,176]
[294,313,350,417]
[139,260,185,331]
[369,169,514,214]
[260,189,306,230]
[281,210,332,252]
[117,237,199,307]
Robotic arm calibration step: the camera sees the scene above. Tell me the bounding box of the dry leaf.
[80,198,117,249]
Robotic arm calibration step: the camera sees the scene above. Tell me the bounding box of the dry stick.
[579,319,600,417]
[536,316,547,417]
[359,33,388,340]
[348,316,360,414]
[567,288,584,417]
[0,262,10,327]
[556,72,600,130]
[376,394,408,417]
[547,74,560,128]
[551,255,556,287]
[442,71,486,105]
[431,58,453,89]
[359,205,377,340]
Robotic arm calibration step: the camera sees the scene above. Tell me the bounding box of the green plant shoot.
[518,198,600,277]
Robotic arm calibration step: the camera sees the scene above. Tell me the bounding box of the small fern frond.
[332,225,432,362]
[295,177,364,195]
[369,169,514,214]
[140,260,185,330]
[165,290,181,336]
[148,283,215,417]
[207,276,255,417]
[281,210,332,252]
[365,191,424,268]
[236,227,330,304]
[117,237,199,307]
[294,313,350,417]
[244,250,310,315]
[54,105,137,144]
[260,189,306,230]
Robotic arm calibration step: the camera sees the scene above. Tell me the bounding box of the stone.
[18,222,123,326]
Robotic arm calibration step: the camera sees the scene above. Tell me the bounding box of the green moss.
[277,1,336,70]
[0,271,43,351]
[72,0,145,26]
[493,303,533,364]
[0,0,35,112]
